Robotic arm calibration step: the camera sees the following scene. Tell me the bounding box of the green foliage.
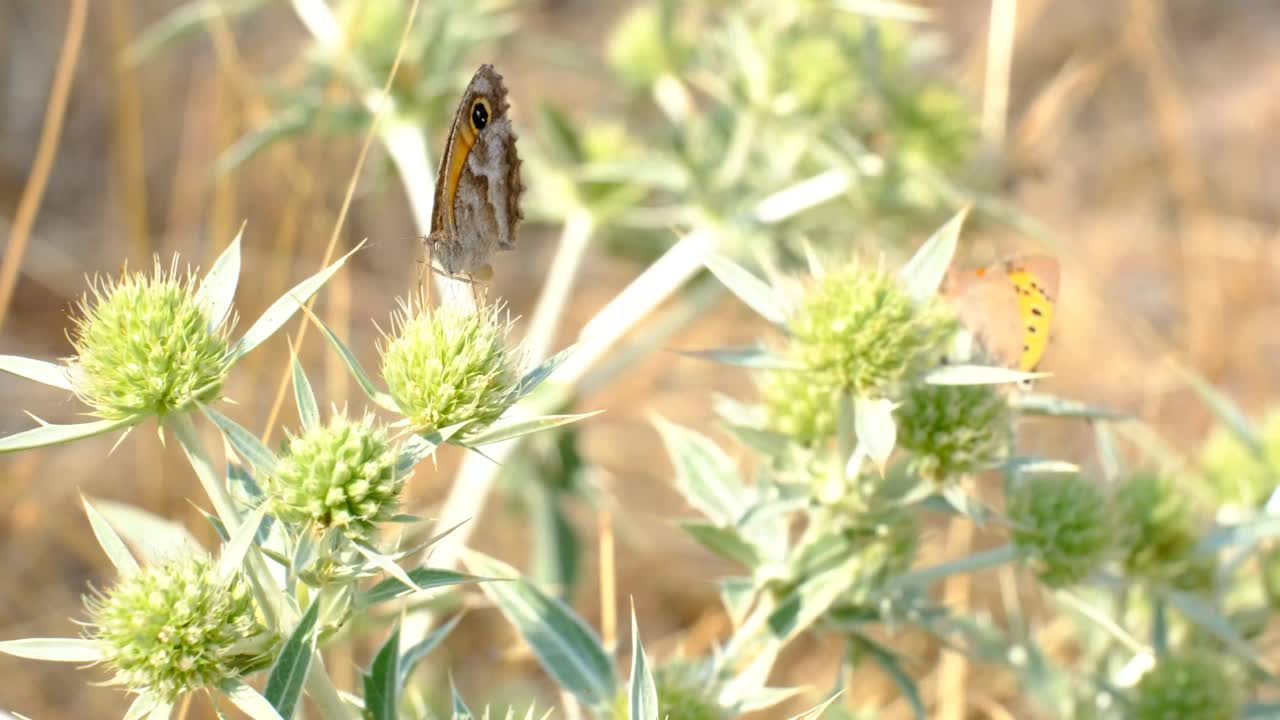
[1009,474,1113,588]
[87,555,268,701]
[1198,410,1280,509]
[71,260,231,420]
[1114,472,1201,582]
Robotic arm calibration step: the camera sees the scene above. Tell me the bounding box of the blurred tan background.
[3,0,1280,717]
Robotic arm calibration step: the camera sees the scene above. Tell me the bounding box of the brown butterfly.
[941,254,1060,373]
[423,64,524,285]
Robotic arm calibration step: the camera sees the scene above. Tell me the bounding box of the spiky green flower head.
[897,382,1012,483]
[380,300,521,435]
[1009,474,1113,588]
[266,412,401,540]
[1114,472,1201,582]
[69,258,231,421]
[758,366,842,443]
[788,265,957,398]
[87,554,267,702]
[1198,410,1280,509]
[612,660,727,720]
[1133,651,1240,720]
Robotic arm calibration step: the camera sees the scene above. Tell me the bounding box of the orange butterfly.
[941,254,1060,373]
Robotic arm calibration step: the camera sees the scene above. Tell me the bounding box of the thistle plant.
[1133,652,1241,720]
[1009,473,1114,588]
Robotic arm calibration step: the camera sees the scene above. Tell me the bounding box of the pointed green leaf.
[198,228,242,332]
[291,352,319,431]
[363,626,401,720]
[703,255,786,326]
[395,423,467,474]
[854,635,925,719]
[124,693,162,720]
[202,405,280,476]
[854,397,897,474]
[81,496,139,576]
[0,638,103,662]
[461,412,603,448]
[628,608,659,720]
[263,601,320,718]
[1179,366,1264,455]
[92,498,203,562]
[352,541,422,595]
[1011,392,1126,420]
[784,691,845,720]
[674,347,800,370]
[899,206,968,302]
[218,502,269,582]
[892,544,1019,590]
[145,699,174,720]
[679,521,760,566]
[0,417,133,454]
[306,306,397,411]
[221,680,285,720]
[0,355,72,390]
[720,577,757,628]
[754,169,852,224]
[1163,589,1268,673]
[451,682,474,720]
[230,242,363,361]
[399,614,463,687]
[517,344,577,398]
[924,365,1050,386]
[463,551,617,707]
[358,568,488,607]
[766,556,862,645]
[653,416,748,526]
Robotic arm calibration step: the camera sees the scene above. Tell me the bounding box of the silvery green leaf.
[783,691,844,720]
[719,641,779,709]
[891,544,1019,590]
[1011,392,1126,420]
[1179,366,1264,455]
[395,422,467,474]
[461,412,603,448]
[0,638,103,662]
[263,600,320,719]
[898,205,968,302]
[145,700,173,720]
[217,502,269,583]
[464,551,616,707]
[202,405,279,476]
[308,309,398,411]
[92,498,203,562]
[451,682,474,719]
[703,254,786,326]
[197,228,242,332]
[1005,457,1081,480]
[353,541,422,595]
[516,344,577,399]
[679,521,760,566]
[753,169,852,224]
[854,634,925,719]
[0,355,72,391]
[1201,516,1280,553]
[720,577,757,628]
[81,496,139,576]
[0,417,133,454]
[628,608,659,720]
[399,614,463,687]
[357,568,488,608]
[674,346,800,370]
[653,415,749,526]
[123,693,163,720]
[1163,589,1269,675]
[854,397,897,475]
[765,555,862,645]
[221,680,286,719]
[229,242,362,361]
[291,352,319,431]
[363,626,401,720]
[924,365,1050,386]
[940,484,989,525]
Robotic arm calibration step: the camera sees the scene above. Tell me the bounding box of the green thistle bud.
[266,412,402,539]
[70,259,231,420]
[1009,474,1113,588]
[759,367,841,443]
[380,301,520,435]
[87,555,266,701]
[1133,652,1240,720]
[1114,472,1200,582]
[897,382,1012,483]
[1198,411,1280,509]
[788,266,956,397]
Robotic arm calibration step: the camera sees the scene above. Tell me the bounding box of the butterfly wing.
[943,268,1026,369]
[1002,255,1059,372]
